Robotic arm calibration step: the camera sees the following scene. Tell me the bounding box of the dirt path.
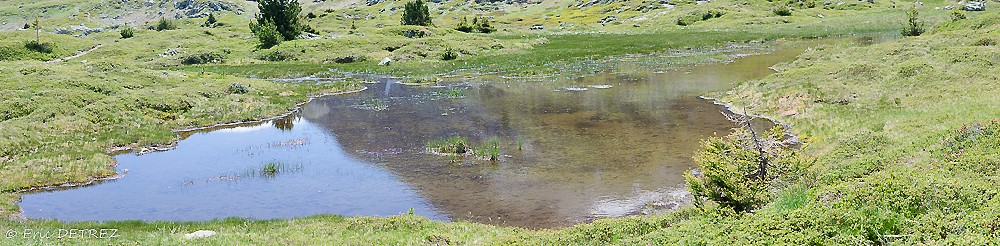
[47,44,103,63]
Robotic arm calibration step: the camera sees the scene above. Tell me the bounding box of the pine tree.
[204,13,218,27]
[32,17,40,43]
[401,0,431,26]
[252,0,302,41]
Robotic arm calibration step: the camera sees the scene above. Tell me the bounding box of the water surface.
[20,40,828,228]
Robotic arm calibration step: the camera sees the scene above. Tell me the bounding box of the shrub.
[306,12,317,19]
[155,17,177,31]
[456,16,495,33]
[441,47,458,60]
[120,26,134,39]
[204,13,218,27]
[24,41,53,53]
[476,17,495,33]
[950,9,967,21]
[402,0,432,26]
[253,0,303,41]
[180,52,224,65]
[333,55,365,63]
[677,10,725,26]
[259,50,297,61]
[773,6,793,16]
[250,19,283,49]
[685,127,805,213]
[900,9,925,36]
[456,16,473,32]
[228,82,250,94]
[972,37,996,46]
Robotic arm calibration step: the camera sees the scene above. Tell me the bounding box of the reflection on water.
[20,118,445,222]
[20,40,833,229]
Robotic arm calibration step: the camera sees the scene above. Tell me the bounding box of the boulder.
[963,1,986,11]
[379,57,392,66]
[297,33,321,39]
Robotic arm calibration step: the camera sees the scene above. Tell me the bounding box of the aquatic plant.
[516,136,524,150]
[444,88,463,99]
[473,136,501,161]
[426,136,469,155]
[260,162,279,176]
[362,98,388,111]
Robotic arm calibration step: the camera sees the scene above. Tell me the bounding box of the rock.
[963,1,986,11]
[944,5,954,10]
[161,49,180,57]
[597,16,618,24]
[379,57,392,66]
[297,33,321,39]
[529,25,544,30]
[183,230,216,240]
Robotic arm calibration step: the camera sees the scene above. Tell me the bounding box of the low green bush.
[685,127,807,213]
[773,6,793,16]
[180,52,224,65]
[24,41,53,53]
[155,17,177,31]
[228,82,250,94]
[120,26,134,39]
[441,48,458,60]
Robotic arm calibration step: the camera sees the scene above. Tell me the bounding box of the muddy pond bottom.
[20,40,826,229]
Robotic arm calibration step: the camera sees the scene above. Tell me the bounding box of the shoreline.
[6,86,370,220]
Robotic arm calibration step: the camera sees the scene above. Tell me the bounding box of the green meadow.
[1,0,998,244]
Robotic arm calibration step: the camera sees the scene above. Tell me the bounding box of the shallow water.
[20,40,833,229]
